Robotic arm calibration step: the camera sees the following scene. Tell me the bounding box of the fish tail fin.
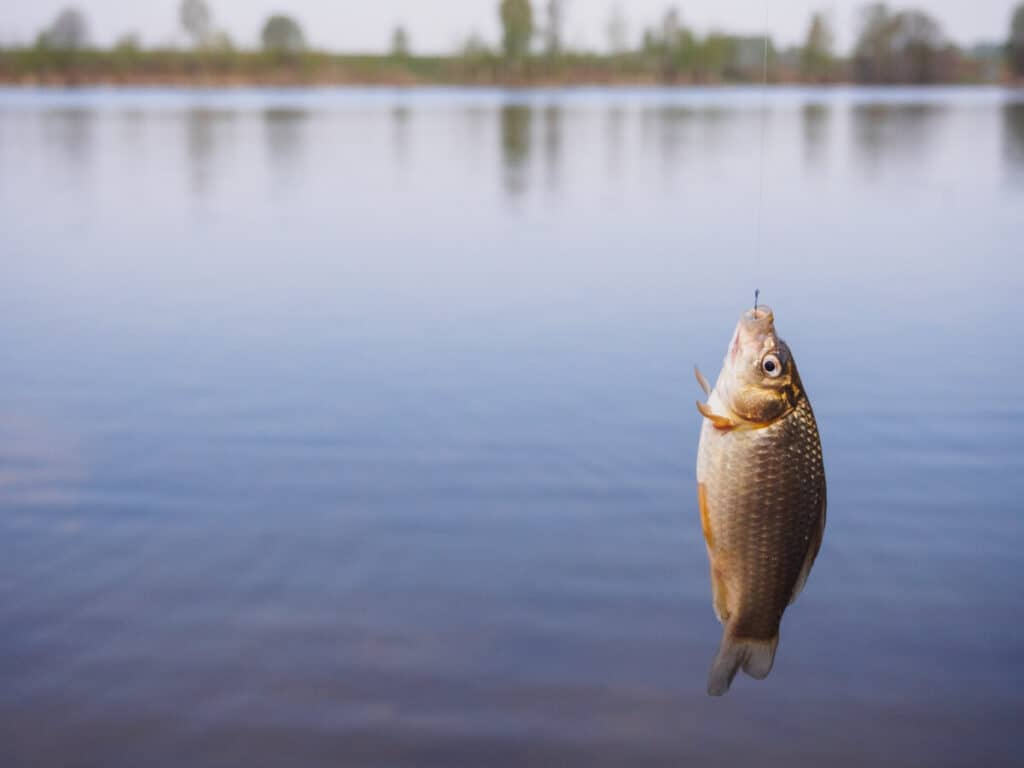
[740,634,778,679]
[707,631,779,696]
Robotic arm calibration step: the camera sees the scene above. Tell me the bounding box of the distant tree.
[607,4,628,55]
[38,7,89,50]
[853,3,894,81]
[661,8,680,53]
[641,28,657,56]
[458,30,494,79]
[114,32,141,52]
[728,36,772,79]
[499,0,533,60]
[853,3,949,83]
[893,10,946,81]
[654,8,689,78]
[801,12,834,81]
[700,33,737,81]
[391,25,410,58]
[179,0,211,48]
[674,25,699,73]
[208,29,234,51]
[462,31,490,58]
[261,15,306,53]
[1009,3,1024,76]
[543,0,565,57]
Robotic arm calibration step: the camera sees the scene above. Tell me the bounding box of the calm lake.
[1,86,1022,767]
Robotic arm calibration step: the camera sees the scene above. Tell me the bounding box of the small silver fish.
[695,305,826,695]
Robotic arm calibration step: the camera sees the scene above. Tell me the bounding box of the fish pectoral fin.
[694,365,711,396]
[698,483,730,623]
[696,401,736,431]
[709,563,730,624]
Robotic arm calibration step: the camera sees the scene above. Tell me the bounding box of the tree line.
[7,0,1024,85]
[34,1,308,55]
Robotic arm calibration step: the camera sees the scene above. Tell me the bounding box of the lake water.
[1,86,1022,767]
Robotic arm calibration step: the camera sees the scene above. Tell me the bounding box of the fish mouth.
[737,305,774,356]
[742,304,775,333]
[728,305,777,365]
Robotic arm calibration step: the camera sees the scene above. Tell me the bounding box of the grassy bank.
[0,46,1011,88]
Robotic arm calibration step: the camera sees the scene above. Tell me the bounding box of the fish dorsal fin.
[694,365,711,396]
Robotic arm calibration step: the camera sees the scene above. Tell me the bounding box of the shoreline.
[1,77,1020,90]
[0,49,1013,90]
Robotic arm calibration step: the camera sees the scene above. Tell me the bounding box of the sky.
[0,0,1018,53]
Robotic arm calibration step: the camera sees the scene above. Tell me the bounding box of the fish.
[695,304,826,696]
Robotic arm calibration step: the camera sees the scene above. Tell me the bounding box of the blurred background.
[1,2,1023,767]
[1,0,1023,85]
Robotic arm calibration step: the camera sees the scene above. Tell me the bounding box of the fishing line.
[753,0,770,311]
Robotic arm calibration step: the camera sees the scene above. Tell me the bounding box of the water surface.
[1,86,1023,767]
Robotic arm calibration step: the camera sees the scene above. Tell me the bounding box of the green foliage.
[391,26,410,58]
[180,0,211,47]
[262,15,306,54]
[542,0,564,57]
[208,30,234,52]
[499,0,533,60]
[461,32,491,59]
[1010,3,1024,76]
[607,5,628,55]
[0,3,995,87]
[115,33,141,52]
[38,7,89,50]
[641,12,763,84]
[801,12,834,81]
[853,3,954,84]
[701,34,737,80]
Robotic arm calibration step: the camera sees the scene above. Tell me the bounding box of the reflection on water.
[41,108,93,171]
[263,108,308,176]
[542,105,562,192]
[500,104,532,197]
[605,106,625,177]
[1,87,1023,768]
[391,104,411,167]
[850,103,946,173]
[1004,102,1024,175]
[185,109,235,195]
[802,103,830,169]
[116,108,147,152]
[641,106,693,183]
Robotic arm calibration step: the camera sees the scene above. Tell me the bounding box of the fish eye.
[761,353,782,378]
